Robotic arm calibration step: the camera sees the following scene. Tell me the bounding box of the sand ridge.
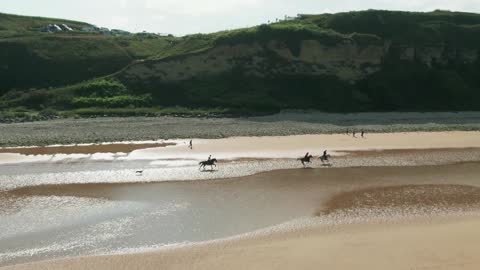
[0,143,175,155]
[320,184,480,215]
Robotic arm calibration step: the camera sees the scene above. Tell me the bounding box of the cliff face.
[397,45,478,66]
[120,40,385,83]
[119,39,478,84]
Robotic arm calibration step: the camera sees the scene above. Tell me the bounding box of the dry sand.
[0,131,478,159]
[134,131,480,161]
[190,131,480,152]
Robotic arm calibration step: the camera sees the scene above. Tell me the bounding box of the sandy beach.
[5,217,480,270]
[1,131,480,269]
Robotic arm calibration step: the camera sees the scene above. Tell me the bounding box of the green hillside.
[1,10,480,121]
[0,12,89,36]
[0,13,192,96]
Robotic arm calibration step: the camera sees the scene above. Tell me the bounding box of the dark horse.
[319,154,331,163]
[199,158,218,171]
[298,155,313,166]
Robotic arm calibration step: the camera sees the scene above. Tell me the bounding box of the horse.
[319,154,331,163]
[199,158,218,171]
[298,155,314,166]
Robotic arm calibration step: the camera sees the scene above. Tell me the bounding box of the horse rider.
[208,155,211,161]
[322,150,328,160]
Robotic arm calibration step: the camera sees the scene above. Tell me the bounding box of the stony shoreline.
[1,111,480,147]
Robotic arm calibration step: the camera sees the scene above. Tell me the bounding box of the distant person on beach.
[353,130,356,138]
[346,129,349,135]
[189,140,193,149]
[361,131,365,138]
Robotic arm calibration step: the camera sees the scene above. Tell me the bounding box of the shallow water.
[0,174,314,266]
[1,145,479,191]
[1,147,480,266]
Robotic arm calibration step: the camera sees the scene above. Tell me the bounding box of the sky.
[2,0,480,36]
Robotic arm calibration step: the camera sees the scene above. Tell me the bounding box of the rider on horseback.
[299,152,313,166]
[200,155,217,171]
[321,150,329,162]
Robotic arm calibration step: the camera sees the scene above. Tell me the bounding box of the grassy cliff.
[0,13,189,95]
[1,10,480,120]
[0,12,90,36]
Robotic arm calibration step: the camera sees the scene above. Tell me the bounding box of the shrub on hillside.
[72,94,152,108]
[214,23,346,47]
[73,79,128,97]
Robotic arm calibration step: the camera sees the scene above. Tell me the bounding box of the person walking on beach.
[346,129,349,135]
[361,130,365,138]
[353,130,356,138]
[189,140,193,149]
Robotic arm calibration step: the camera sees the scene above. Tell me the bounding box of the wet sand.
[3,161,480,269]
[0,143,174,155]
[5,217,480,270]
